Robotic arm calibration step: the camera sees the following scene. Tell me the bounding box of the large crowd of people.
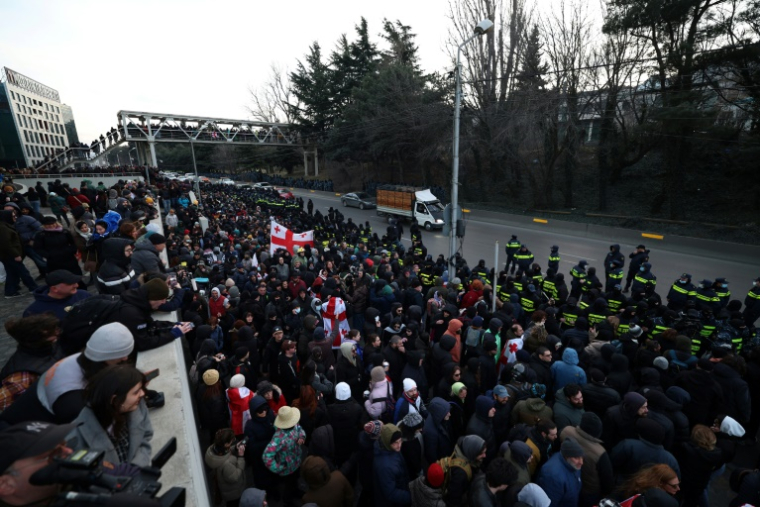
[0,174,759,507]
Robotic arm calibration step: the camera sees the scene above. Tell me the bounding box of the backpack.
[371,382,396,423]
[437,451,473,495]
[465,327,484,348]
[60,295,123,356]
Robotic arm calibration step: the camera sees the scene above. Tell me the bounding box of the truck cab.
[413,191,445,230]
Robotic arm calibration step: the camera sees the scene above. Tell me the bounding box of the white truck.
[376,185,445,230]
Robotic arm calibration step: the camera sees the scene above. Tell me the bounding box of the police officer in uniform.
[631,262,657,301]
[666,273,696,312]
[505,235,521,274]
[713,278,730,308]
[744,277,760,326]
[623,245,650,293]
[695,279,719,312]
[548,245,560,273]
[514,244,534,277]
[605,259,625,293]
[569,260,588,300]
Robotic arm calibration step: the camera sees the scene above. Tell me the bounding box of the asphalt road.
[294,188,760,299]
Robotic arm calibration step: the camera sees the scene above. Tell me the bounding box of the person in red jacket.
[226,373,253,436]
[209,287,230,318]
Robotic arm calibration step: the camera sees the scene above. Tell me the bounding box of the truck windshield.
[426,201,444,212]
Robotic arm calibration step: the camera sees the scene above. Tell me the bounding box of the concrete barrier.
[131,207,209,507]
[136,335,208,507]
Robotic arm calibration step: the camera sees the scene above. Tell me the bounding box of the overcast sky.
[1,0,571,143]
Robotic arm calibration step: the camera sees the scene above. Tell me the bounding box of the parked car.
[252,182,272,189]
[220,178,235,185]
[341,192,376,210]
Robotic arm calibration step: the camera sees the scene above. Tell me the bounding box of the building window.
[23,131,29,142]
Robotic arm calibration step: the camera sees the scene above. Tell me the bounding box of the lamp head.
[475,19,494,35]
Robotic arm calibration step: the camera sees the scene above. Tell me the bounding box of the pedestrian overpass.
[36,110,320,175]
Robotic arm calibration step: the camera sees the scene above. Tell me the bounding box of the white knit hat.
[403,378,417,392]
[84,323,134,362]
[335,382,351,401]
[230,374,245,388]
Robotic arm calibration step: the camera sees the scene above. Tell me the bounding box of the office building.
[0,67,70,168]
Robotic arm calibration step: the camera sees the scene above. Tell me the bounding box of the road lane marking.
[642,233,664,240]
[533,218,548,224]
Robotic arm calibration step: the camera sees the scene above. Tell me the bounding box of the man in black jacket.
[115,278,193,352]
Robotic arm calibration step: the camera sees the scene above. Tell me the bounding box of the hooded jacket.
[130,240,166,277]
[97,238,136,295]
[431,334,456,388]
[423,397,453,465]
[551,348,587,391]
[0,210,24,259]
[447,319,464,364]
[581,380,621,420]
[409,475,446,507]
[465,396,496,460]
[511,397,554,426]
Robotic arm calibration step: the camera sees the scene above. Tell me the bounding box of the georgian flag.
[322,296,351,349]
[269,219,314,256]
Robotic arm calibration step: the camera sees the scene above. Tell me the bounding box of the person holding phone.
[205,428,247,506]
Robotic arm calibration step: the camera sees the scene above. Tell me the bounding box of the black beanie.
[149,233,166,245]
[636,418,665,445]
[580,412,603,439]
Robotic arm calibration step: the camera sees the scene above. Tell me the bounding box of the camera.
[30,438,185,506]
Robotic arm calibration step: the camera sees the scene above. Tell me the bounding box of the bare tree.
[540,0,594,207]
[588,9,650,210]
[445,0,531,197]
[247,63,296,123]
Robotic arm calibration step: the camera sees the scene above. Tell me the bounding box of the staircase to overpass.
[36,110,314,173]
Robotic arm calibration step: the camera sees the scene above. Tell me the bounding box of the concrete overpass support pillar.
[314,149,318,176]
[304,150,308,176]
[148,140,158,168]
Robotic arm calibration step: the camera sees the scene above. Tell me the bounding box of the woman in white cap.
[66,364,153,466]
[226,374,253,436]
[0,322,134,426]
[262,405,306,506]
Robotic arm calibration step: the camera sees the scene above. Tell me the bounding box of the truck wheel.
[342,200,347,207]
[424,222,433,231]
[359,203,365,210]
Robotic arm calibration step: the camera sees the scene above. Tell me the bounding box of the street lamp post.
[190,140,201,206]
[449,18,494,276]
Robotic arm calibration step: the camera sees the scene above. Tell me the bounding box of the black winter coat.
[326,398,365,466]
[335,354,364,403]
[195,384,229,433]
[674,369,725,426]
[34,229,81,274]
[117,286,178,352]
[582,382,622,419]
[712,363,751,425]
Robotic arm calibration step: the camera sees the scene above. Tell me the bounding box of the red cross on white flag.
[269,219,314,255]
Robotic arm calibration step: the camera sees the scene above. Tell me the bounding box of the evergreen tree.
[289,42,335,138]
[515,25,548,91]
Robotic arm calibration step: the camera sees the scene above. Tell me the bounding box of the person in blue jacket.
[551,348,587,391]
[373,423,411,507]
[537,438,584,507]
